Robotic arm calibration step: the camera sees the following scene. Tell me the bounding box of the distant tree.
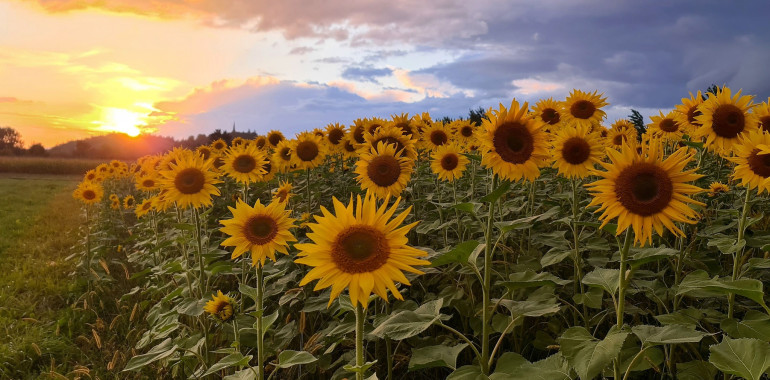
[628,109,646,140]
[704,84,721,99]
[440,116,453,124]
[27,143,46,156]
[468,107,487,126]
[0,127,23,155]
[208,129,232,144]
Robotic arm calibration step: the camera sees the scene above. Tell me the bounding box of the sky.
[2,0,769,148]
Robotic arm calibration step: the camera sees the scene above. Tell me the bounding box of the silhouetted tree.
[208,129,232,144]
[628,109,646,140]
[468,107,487,126]
[0,127,23,155]
[27,143,46,156]
[703,84,721,99]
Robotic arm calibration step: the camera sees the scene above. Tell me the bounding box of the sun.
[98,107,145,137]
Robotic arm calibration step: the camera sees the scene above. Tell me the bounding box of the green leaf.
[453,202,481,214]
[431,240,480,267]
[223,369,257,380]
[540,250,572,268]
[558,327,628,380]
[495,207,560,232]
[175,298,206,317]
[654,308,702,327]
[239,284,258,302]
[573,287,604,309]
[708,237,746,255]
[611,246,679,267]
[721,311,770,341]
[631,325,707,347]
[677,270,768,308]
[676,360,718,380]
[499,291,561,318]
[274,350,317,369]
[500,270,570,291]
[708,337,770,380]
[480,181,511,203]
[447,364,488,380]
[261,311,280,338]
[371,299,444,340]
[490,352,529,375]
[203,353,252,376]
[582,268,619,295]
[408,343,468,371]
[123,338,178,372]
[491,353,574,380]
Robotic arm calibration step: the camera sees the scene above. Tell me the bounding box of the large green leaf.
[499,291,561,318]
[582,268,619,295]
[480,181,511,203]
[495,207,560,232]
[274,350,317,369]
[490,352,573,380]
[722,311,770,342]
[500,270,570,291]
[610,246,678,267]
[431,240,481,267]
[676,360,718,380]
[631,325,708,347]
[123,338,178,372]
[371,299,445,340]
[708,337,770,380]
[408,343,468,371]
[677,270,768,308]
[447,364,488,380]
[558,327,628,380]
[203,352,252,376]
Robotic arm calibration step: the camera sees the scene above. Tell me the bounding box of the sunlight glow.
[96,107,146,137]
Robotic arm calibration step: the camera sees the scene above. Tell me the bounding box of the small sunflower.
[109,193,119,202]
[325,123,347,152]
[254,136,268,150]
[648,111,686,142]
[110,199,121,210]
[272,140,295,172]
[451,120,477,146]
[727,130,770,193]
[341,133,359,159]
[84,170,99,183]
[754,97,770,134]
[693,86,758,156]
[292,133,327,170]
[708,182,730,197]
[295,193,430,308]
[266,130,285,148]
[257,158,276,182]
[421,122,451,150]
[362,124,418,160]
[532,98,563,131]
[586,141,704,246]
[478,99,550,182]
[350,119,367,144]
[204,290,236,322]
[673,91,704,133]
[355,142,414,198]
[135,174,159,192]
[606,127,638,150]
[365,117,387,135]
[196,145,214,161]
[221,144,267,184]
[430,143,469,181]
[158,151,222,209]
[135,199,154,218]
[231,137,246,146]
[123,195,135,210]
[273,181,294,203]
[562,89,609,128]
[211,139,228,152]
[220,199,297,266]
[551,124,605,179]
[391,113,418,137]
[73,181,104,205]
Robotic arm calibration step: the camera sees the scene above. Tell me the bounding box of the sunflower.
[391,113,418,137]
[109,193,119,202]
[693,86,758,155]
[295,193,430,308]
[292,132,327,170]
[221,144,267,184]
[211,139,228,152]
[611,119,635,132]
[451,120,477,146]
[83,170,99,183]
[135,174,159,192]
[159,147,194,171]
[273,181,294,203]
[478,99,550,182]
[673,91,704,133]
[196,145,214,161]
[754,97,770,134]
[73,181,104,205]
[708,182,730,197]
[266,130,285,148]
[110,199,120,210]
[551,124,605,179]
[362,124,418,160]
[532,98,563,131]
[257,158,277,182]
[421,122,451,150]
[254,136,268,150]
[355,142,414,198]
[365,117,387,135]
[648,111,686,142]
[135,199,154,217]
[325,123,347,152]
[350,119,367,144]
[123,195,136,210]
[341,133,359,159]
[272,140,295,172]
[606,126,638,150]
[562,89,609,128]
[220,199,296,266]
[586,141,704,246]
[231,137,246,147]
[158,151,221,209]
[727,130,770,193]
[204,290,236,322]
[430,143,469,181]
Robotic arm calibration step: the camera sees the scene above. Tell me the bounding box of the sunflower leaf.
[558,326,628,380]
[582,268,619,296]
[431,240,480,267]
[708,337,770,380]
[275,350,317,369]
[370,299,445,340]
[480,181,511,203]
[408,343,468,371]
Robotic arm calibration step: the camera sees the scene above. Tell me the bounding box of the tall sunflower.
[728,130,770,193]
[451,120,477,146]
[551,124,604,179]
[272,140,295,172]
[430,142,469,181]
[673,91,704,133]
[586,141,704,246]
[135,199,154,218]
[648,111,687,142]
[341,133,359,159]
[211,139,228,152]
[354,142,414,198]
[292,132,327,170]
[421,122,451,150]
[391,113,417,137]
[606,126,638,150]
[73,181,104,205]
[220,199,296,266]
[158,151,221,209]
[478,99,550,182]
[196,145,214,161]
[295,193,429,308]
[365,117,387,135]
[350,119,367,144]
[221,144,267,184]
[254,136,268,150]
[325,123,347,152]
[266,130,285,148]
[361,124,418,160]
[273,180,294,203]
[257,158,276,182]
[754,97,770,134]
[562,89,609,128]
[532,98,563,131]
[693,86,758,155]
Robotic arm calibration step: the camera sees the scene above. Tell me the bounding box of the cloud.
[289,46,315,55]
[341,65,393,83]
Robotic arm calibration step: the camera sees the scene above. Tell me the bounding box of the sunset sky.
[2,0,768,148]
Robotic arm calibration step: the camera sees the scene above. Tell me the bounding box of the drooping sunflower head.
[135,199,154,218]
[478,98,550,182]
[754,97,770,134]
[325,123,347,151]
[673,91,705,133]
[272,140,295,172]
[221,143,267,184]
[532,97,563,131]
[361,124,418,160]
[295,193,429,308]
[421,122,451,150]
[606,126,638,150]
[254,136,268,150]
[727,130,770,194]
[430,142,469,182]
[220,199,297,267]
[586,141,705,246]
[351,118,368,144]
[354,141,414,199]
[123,195,135,209]
[341,133,359,159]
[551,124,605,179]
[648,111,687,142]
[267,130,285,148]
[708,182,730,197]
[273,180,294,203]
[291,132,327,170]
[211,139,228,152]
[257,158,276,182]
[365,117,387,136]
[231,137,246,147]
[195,145,214,161]
[158,153,222,209]
[391,112,417,137]
[562,89,609,128]
[693,86,758,156]
[73,181,104,205]
[204,291,236,322]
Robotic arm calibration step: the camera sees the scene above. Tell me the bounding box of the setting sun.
[96,107,146,137]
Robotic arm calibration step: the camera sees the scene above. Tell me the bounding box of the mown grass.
[0,156,105,176]
[0,174,88,378]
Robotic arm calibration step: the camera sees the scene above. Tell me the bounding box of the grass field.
[0,156,105,175]
[0,174,86,378]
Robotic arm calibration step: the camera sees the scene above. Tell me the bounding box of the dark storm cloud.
[341,66,394,83]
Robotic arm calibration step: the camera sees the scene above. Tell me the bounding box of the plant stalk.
[728,188,752,319]
[256,264,265,380]
[355,303,366,380]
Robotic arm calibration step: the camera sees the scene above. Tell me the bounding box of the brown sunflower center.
[615,163,673,216]
[279,147,292,161]
[331,226,389,273]
[570,100,596,119]
[214,142,225,150]
[277,189,289,202]
[612,134,626,146]
[198,148,211,160]
[344,140,357,153]
[430,130,448,146]
[711,104,745,138]
[261,162,271,174]
[541,108,561,124]
[142,201,152,210]
[233,155,257,173]
[395,122,412,136]
[142,179,155,188]
[687,105,701,126]
[82,190,96,200]
[460,125,473,137]
[296,141,319,162]
[126,198,134,206]
[562,137,591,164]
[492,122,534,164]
[659,118,679,132]
[328,128,345,145]
[368,123,382,134]
[86,173,96,180]
[748,149,770,178]
[367,155,401,187]
[353,125,366,143]
[440,153,459,171]
[256,138,267,149]
[174,168,206,195]
[374,137,405,155]
[244,215,278,245]
[759,116,770,133]
[268,133,283,146]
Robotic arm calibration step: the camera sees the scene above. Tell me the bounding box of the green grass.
[0,156,105,176]
[0,174,86,378]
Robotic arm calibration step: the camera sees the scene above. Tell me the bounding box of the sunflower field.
[64,87,770,379]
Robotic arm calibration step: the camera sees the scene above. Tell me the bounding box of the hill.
[48,133,178,160]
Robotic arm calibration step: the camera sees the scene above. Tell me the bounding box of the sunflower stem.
[305,168,311,216]
[616,230,633,327]
[84,206,92,290]
[194,207,206,298]
[385,302,393,380]
[728,188,752,319]
[355,303,366,380]
[571,179,588,327]
[256,264,265,380]
[480,175,497,375]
